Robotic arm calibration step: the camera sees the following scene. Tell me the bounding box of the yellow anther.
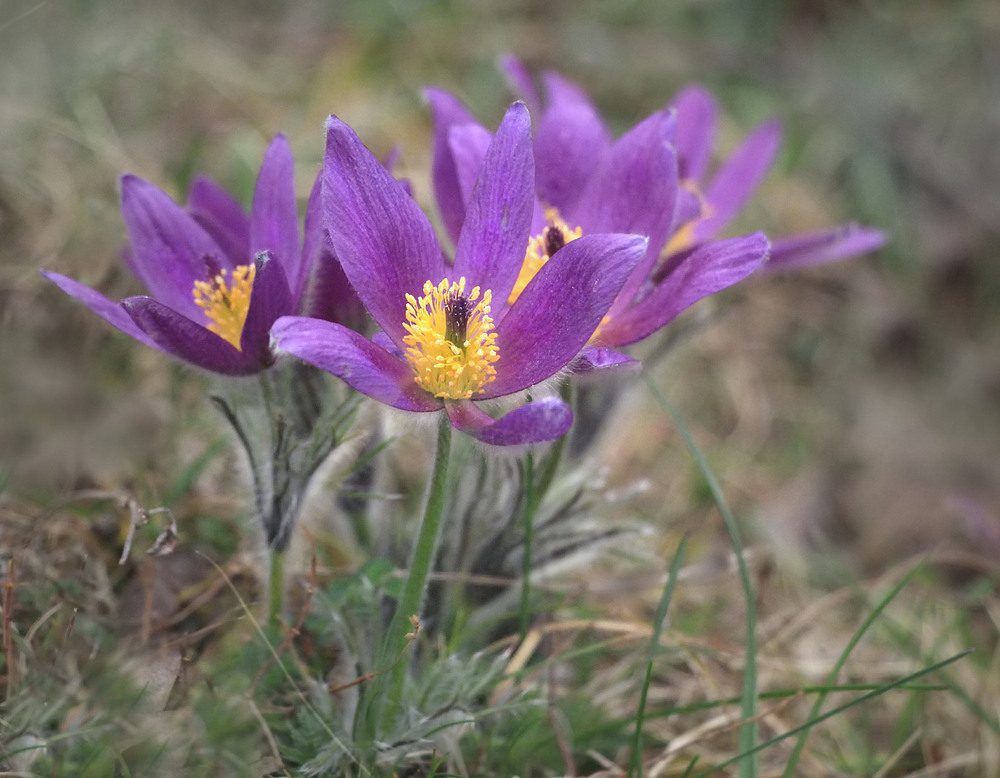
[509,207,583,305]
[192,263,256,350]
[402,277,499,399]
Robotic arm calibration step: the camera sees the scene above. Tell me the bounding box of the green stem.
[379,415,453,731]
[268,548,285,627]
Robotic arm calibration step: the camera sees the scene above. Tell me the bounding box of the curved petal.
[426,87,479,245]
[187,176,250,263]
[485,233,647,398]
[299,171,325,309]
[121,296,260,375]
[42,270,164,352]
[238,252,292,367]
[251,135,301,299]
[535,71,610,214]
[498,53,540,114]
[763,223,887,273]
[600,232,769,347]
[322,115,447,349]
[574,109,679,319]
[271,316,439,412]
[694,119,782,242]
[453,102,534,303]
[571,346,640,374]
[446,396,572,446]
[671,85,717,182]
[448,122,493,210]
[120,174,229,321]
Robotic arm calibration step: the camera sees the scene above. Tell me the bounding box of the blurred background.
[2,0,998,573]
[2,1,1000,773]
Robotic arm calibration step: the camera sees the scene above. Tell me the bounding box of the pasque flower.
[428,59,883,365]
[271,102,647,445]
[43,135,361,375]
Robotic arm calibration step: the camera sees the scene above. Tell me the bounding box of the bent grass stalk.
[644,374,759,778]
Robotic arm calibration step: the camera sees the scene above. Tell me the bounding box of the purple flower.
[428,59,884,361]
[43,136,361,375]
[271,103,648,446]
[428,79,765,361]
[667,83,886,273]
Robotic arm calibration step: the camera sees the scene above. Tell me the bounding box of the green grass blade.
[644,375,759,778]
[629,534,689,778]
[782,559,927,776]
[691,648,972,777]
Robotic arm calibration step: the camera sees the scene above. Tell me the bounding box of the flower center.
[508,208,583,304]
[192,263,256,350]
[402,277,499,399]
[663,180,715,256]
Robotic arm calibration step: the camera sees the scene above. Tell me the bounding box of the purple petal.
[187,177,250,262]
[238,252,293,367]
[453,102,534,304]
[271,316,439,412]
[446,397,572,446]
[299,171,325,309]
[534,71,610,215]
[485,233,647,398]
[498,53,540,114]
[121,297,260,375]
[571,346,640,374]
[120,175,229,321]
[671,85,717,182]
[41,270,164,352]
[448,122,493,210]
[763,223,887,273]
[426,87,479,245]
[694,119,782,242]
[600,232,769,347]
[251,135,302,299]
[323,115,447,349]
[574,109,679,318]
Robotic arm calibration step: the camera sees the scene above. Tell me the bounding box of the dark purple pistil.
[544,226,566,257]
[443,292,470,345]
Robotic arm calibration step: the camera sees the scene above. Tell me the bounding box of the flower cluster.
[46,63,884,448]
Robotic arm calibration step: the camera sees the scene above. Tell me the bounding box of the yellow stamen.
[192,263,256,350]
[509,207,583,305]
[663,179,715,257]
[402,277,499,399]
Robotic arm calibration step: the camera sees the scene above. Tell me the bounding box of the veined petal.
[251,135,301,299]
[41,271,164,352]
[485,233,647,398]
[600,232,769,347]
[453,101,534,304]
[575,109,679,319]
[122,296,260,375]
[322,115,446,350]
[187,177,250,262]
[426,87,480,244]
[763,223,887,273]
[448,123,493,209]
[446,396,572,446]
[535,71,610,215]
[672,85,717,182]
[694,119,782,242]
[238,252,292,367]
[272,316,440,412]
[498,53,540,114]
[120,174,229,321]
